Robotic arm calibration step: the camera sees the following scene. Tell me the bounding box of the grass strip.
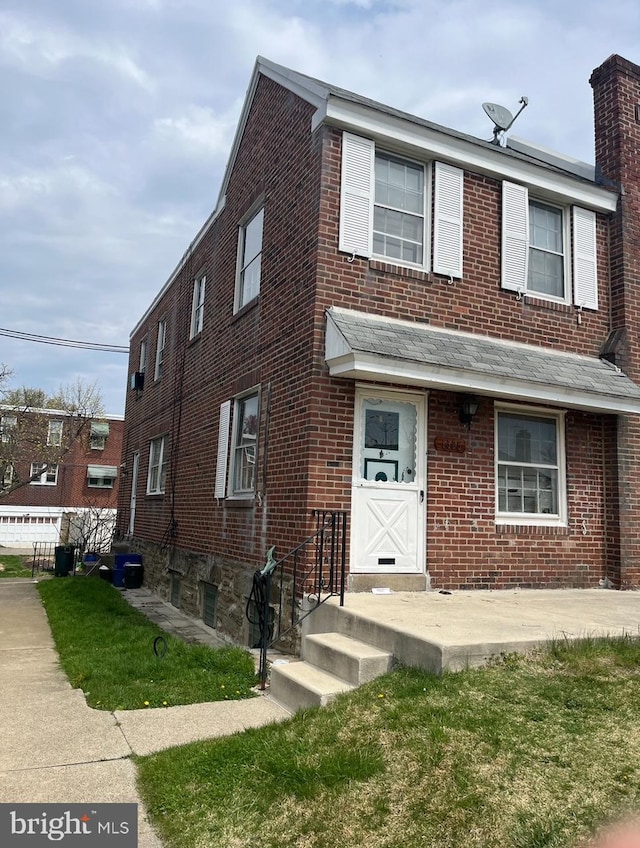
[0,554,33,578]
[137,637,640,848]
[38,577,256,710]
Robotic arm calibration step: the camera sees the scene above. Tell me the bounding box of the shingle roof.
[326,307,640,413]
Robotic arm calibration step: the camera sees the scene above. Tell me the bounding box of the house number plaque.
[434,436,466,454]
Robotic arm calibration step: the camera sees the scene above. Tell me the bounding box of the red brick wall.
[4,415,123,510]
[119,77,324,572]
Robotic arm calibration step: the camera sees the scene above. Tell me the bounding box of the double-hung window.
[139,337,147,374]
[502,181,598,309]
[90,421,109,450]
[528,200,564,298]
[214,391,261,499]
[1,415,16,443]
[374,153,425,265]
[30,462,58,485]
[339,132,464,277]
[237,208,264,310]
[47,420,63,447]
[154,320,166,381]
[496,406,565,524]
[190,274,206,338]
[147,436,167,495]
[231,393,258,495]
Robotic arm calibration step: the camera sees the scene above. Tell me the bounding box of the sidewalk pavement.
[0,579,291,847]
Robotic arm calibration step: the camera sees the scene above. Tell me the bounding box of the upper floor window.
[90,421,109,450]
[139,337,148,373]
[47,420,63,447]
[528,200,565,299]
[495,406,566,525]
[30,462,58,486]
[339,132,463,278]
[154,320,166,381]
[1,415,17,443]
[147,436,167,495]
[236,207,264,310]
[190,274,206,338]
[374,153,425,265]
[502,181,598,310]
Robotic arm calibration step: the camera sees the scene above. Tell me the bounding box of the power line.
[0,327,129,354]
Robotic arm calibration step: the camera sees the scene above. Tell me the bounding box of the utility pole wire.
[0,327,129,353]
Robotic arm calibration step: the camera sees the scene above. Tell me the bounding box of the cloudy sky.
[1,0,638,415]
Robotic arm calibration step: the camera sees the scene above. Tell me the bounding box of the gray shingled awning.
[325,307,640,414]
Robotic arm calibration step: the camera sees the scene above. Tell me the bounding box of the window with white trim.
[502,181,598,309]
[339,132,464,277]
[2,463,14,487]
[528,200,565,298]
[30,462,58,486]
[236,207,264,310]
[147,436,167,495]
[90,421,109,450]
[154,320,166,381]
[1,415,16,443]
[496,407,566,524]
[374,153,425,264]
[139,337,148,373]
[47,419,63,447]
[190,273,206,338]
[230,392,259,496]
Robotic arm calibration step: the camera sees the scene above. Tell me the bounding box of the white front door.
[128,451,139,536]
[351,387,426,573]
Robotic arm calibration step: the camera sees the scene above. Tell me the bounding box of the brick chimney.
[591,55,640,588]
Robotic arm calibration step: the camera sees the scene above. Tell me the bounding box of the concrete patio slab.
[308,588,640,672]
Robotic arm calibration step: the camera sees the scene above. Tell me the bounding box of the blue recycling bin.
[114,554,142,588]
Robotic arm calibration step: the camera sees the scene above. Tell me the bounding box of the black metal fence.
[247,510,347,689]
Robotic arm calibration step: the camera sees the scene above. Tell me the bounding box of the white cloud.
[0,10,154,92]
[152,102,241,157]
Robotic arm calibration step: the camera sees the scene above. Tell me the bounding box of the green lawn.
[37,578,257,710]
[0,554,33,578]
[136,637,640,848]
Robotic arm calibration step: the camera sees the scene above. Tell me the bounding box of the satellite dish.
[483,97,529,144]
[483,102,513,131]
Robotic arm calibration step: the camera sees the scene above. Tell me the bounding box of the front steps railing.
[246,510,347,689]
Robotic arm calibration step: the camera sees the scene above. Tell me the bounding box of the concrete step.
[303,632,393,685]
[269,660,354,711]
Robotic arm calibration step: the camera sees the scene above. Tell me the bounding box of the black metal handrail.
[246,510,347,689]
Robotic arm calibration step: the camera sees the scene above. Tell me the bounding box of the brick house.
[0,408,123,548]
[117,53,640,646]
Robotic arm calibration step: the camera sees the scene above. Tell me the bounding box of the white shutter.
[338,132,374,257]
[573,206,598,310]
[433,162,464,278]
[502,181,529,293]
[214,400,231,498]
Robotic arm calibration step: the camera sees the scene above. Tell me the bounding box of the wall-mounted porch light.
[459,394,480,430]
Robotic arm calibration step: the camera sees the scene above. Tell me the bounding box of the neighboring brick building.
[118,53,640,645]
[0,408,124,547]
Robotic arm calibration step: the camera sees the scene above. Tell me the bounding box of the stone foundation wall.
[130,539,299,651]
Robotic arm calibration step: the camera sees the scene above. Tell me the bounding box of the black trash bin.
[124,562,144,589]
[54,545,75,577]
[98,565,113,583]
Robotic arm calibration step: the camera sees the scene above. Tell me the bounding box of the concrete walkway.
[0,580,290,847]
